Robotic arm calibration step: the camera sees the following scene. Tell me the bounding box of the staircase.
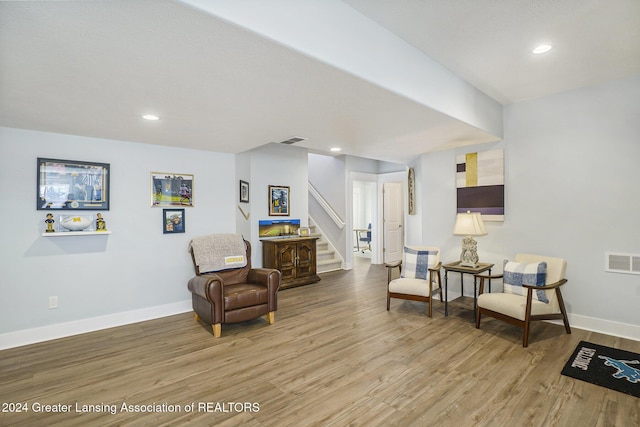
[309,219,343,274]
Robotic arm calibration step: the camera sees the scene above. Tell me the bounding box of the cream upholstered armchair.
[475,253,571,347]
[386,246,442,317]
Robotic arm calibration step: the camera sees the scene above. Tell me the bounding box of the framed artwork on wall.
[269,185,289,216]
[37,158,110,210]
[239,180,250,203]
[408,167,416,215]
[163,208,185,234]
[151,172,193,207]
[456,149,504,221]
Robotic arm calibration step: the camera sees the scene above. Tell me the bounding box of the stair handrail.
[308,182,345,229]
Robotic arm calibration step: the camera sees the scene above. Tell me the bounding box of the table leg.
[473,275,477,319]
[444,269,449,316]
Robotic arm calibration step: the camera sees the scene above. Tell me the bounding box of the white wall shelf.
[42,231,112,237]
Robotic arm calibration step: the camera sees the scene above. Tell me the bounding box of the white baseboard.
[2,300,637,351]
[0,300,192,350]
[568,314,640,342]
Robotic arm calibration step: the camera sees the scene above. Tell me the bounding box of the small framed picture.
[239,180,250,203]
[151,172,193,207]
[163,209,185,234]
[269,185,289,216]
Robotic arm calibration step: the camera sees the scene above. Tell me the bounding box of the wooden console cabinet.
[262,237,321,289]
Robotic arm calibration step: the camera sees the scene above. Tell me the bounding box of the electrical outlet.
[48,296,58,309]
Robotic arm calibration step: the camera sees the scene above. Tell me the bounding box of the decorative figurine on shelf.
[96,213,107,231]
[45,213,55,232]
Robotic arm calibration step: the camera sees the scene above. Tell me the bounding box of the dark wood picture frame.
[37,157,110,210]
[240,180,250,203]
[163,208,185,234]
[269,185,289,216]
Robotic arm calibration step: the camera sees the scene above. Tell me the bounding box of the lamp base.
[459,235,480,268]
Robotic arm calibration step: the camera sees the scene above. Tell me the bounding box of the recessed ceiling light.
[532,44,552,54]
[330,147,341,152]
[142,114,160,121]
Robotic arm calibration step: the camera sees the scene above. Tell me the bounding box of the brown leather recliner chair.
[188,238,280,337]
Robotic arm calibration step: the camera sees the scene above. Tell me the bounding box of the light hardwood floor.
[1,257,638,426]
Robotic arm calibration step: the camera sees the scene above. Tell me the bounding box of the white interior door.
[383,181,404,263]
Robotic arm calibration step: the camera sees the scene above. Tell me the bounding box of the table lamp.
[453,211,487,267]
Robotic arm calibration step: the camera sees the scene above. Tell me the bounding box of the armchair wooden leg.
[386,292,390,311]
[556,289,572,334]
[267,311,275,324]
[212,323,221,338]
[523,314,531,347]
[194,313,201,322]
[476,309,481,329]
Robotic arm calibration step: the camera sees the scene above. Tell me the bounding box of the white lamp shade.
[453,212,487,236]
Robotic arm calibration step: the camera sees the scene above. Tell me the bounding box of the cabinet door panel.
[296,241,316,277]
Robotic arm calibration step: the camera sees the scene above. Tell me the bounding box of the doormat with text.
[561,341,640,398]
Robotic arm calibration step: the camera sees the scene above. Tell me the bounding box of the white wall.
[0,127,236,347]
[235,151,252,240]
[249,143,309,266]
[418,75,640,339]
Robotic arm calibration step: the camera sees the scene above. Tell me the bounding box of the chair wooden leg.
[556,289,572,334]
[212,323,221,338]
[475,308,481,329]
[523,322,530,347]
[386,292,390,311]
[266,311,275,324]
[523,290,533,347]
[428,297,432,318]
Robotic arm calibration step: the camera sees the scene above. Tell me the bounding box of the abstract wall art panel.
[456,149,504,221]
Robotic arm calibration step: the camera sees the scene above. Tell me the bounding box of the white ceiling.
[1,0,639,164]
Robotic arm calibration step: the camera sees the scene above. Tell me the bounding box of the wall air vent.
[606,252,640,275]
[279,137,307,145]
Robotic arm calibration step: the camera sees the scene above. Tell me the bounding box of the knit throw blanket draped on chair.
[189,233,247,273]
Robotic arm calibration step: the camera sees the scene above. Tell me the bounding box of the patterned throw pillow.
[401,247,438,280]
[503,260,549,303]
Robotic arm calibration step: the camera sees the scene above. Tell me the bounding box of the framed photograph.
[37,158,110,210]
[151,172,193,207]
[239,180,250,203]
[269,185,289,216]
[163,209,185,234]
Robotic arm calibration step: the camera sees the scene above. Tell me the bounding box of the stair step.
[317,258,342,273]
[309,218,343,273]
[317,249,335,261]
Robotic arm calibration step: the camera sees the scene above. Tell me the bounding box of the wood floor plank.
[1,257,638,426]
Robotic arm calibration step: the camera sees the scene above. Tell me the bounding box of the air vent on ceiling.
[606,252,640,275]
[279,137,307,145]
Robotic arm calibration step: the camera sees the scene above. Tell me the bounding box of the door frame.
[347,172,379,268]
[378,172,405,264]
[347,171,406,266]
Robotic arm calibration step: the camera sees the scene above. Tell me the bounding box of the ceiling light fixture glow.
[330,147,341,152]
[532,44,552,54]
[142,114,160,121]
